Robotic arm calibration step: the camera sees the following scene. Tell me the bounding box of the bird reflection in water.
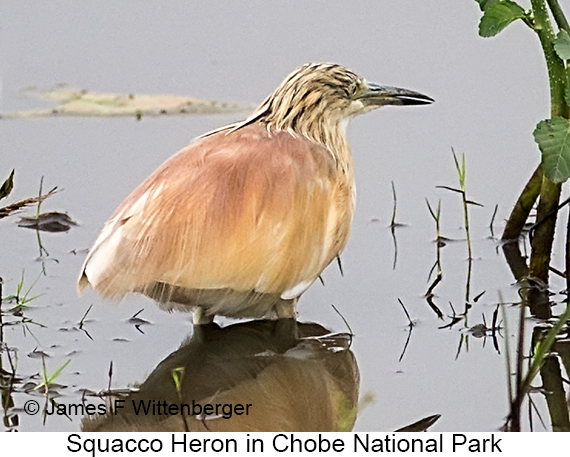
[82,319,359,432]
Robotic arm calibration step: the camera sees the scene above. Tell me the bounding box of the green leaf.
[34,359,71,391]
[479,1,526,37]
[554,30,570,60]
[534,117,570,183]
[0,170,15,200]
[475,0,500,12]
[171,367,185,393]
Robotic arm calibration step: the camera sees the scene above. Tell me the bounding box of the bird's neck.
[269,113,354,176]
[298,116,353,171]
[238,98,354,175]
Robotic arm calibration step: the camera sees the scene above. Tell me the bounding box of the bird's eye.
[348,83,359,97]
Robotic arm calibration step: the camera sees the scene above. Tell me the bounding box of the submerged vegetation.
[0,172,81,430]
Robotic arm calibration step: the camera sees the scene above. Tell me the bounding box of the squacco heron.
[78,63,432,324]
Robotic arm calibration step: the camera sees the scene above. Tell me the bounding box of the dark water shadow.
[81,319,359,432]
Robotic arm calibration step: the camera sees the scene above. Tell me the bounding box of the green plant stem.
[555,1,570,291]
[531,0,568,118]
[502,165,543,241]
[547,0,570,34]
[530,180,562,281]
[501,1,569,245]
[567,210,570,290]
[529,0,568,283]
[36,177,43,219]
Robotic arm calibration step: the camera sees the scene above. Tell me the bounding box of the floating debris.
[0,188,58,220]
[467,323,489,338]
[18,211,77,232]
[28,349,50,359]
[0,85,254,119]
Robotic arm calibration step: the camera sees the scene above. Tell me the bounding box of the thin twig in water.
[548,265,566,278]
[336,255,344,276]
[331,304,354,349]
[389,182,406,270]
[491,304,501,353]
[473,290,486,303]
[391,228,398,271]
[489,204,499,238]
[36,176,44,218]
[453,149,472,284]
[425,271,444,319]
[426,269,441,296]
[528,394,547,431]
[78,304,93,330]
[438,300,463,329]
[397,298,414,327]
[36,177,49,258]
[107,361,113,396]
[390,181,398,228]
[397,299,415,362]
[426,199,442,278]
[439,148,480,307]
[76,304,94,340]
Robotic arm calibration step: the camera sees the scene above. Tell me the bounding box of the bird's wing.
[79,123,353,300]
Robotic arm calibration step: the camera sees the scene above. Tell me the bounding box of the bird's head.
[252,62,433,135]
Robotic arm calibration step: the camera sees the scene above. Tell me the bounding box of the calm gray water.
[1,1,566,432]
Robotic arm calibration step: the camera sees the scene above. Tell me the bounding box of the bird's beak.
[357,83,434,107]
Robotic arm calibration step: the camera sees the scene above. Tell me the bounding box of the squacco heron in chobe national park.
[78,63,433,324]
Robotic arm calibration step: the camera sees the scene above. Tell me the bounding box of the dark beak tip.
[400,95,434,106]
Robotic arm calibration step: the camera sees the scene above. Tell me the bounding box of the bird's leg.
[274,318,300,348]
[274,299,298,320]
[192,307,214,325]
